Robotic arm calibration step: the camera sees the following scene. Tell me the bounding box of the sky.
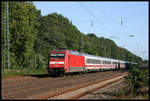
[33,1,149,60]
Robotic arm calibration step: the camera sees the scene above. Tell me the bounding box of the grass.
[2,68,48,79]
[118,86,149,100]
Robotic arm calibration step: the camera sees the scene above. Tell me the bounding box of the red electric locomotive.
[48,49,85,76]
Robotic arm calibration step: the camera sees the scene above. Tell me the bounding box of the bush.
[124,66,149,95]
[35,53,47,70]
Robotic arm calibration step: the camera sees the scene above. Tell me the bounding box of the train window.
[120,63,124,65]
[50,54,57,59]
[86,59,89,63]
[86,58,101,64]
[95,59,101,64]
[113,62,117,64]
[89,59,91,64]
[50,54,64,59]
[51,54,57,56]
[102,60,111,64]
[58,54,65,58]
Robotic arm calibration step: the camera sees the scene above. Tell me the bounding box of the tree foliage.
[1,1,40,69]
[1,1,143,71]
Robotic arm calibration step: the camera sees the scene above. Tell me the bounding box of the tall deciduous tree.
[1,1,40,69]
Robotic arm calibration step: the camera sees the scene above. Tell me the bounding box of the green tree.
[1,1,40,69]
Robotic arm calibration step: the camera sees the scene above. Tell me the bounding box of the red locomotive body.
[48,50,85,75]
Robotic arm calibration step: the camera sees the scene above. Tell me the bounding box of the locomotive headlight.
[50,62,55,64]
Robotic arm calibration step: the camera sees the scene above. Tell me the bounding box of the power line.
[90,4,124,25]
[68,17,95,21]
[90,3,116,22]
[79,3,114,34]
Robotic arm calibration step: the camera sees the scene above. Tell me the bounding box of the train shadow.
[29,69,123,79]
[29,74,57,78]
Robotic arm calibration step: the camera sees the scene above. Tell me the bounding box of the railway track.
[2,70,126,99]
[34,73,127,100]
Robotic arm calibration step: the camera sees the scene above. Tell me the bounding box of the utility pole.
[104,41,106,57]
[3,2,6,69]
[4,2,10,69]
[80,33,83,53]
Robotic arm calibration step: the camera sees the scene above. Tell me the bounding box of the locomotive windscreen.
[50,54,65,59]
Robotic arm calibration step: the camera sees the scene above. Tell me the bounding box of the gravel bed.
[2,70,124,99]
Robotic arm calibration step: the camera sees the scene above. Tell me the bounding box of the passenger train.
[48,49,137,76]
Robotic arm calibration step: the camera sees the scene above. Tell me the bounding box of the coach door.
[118,62,120,70]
